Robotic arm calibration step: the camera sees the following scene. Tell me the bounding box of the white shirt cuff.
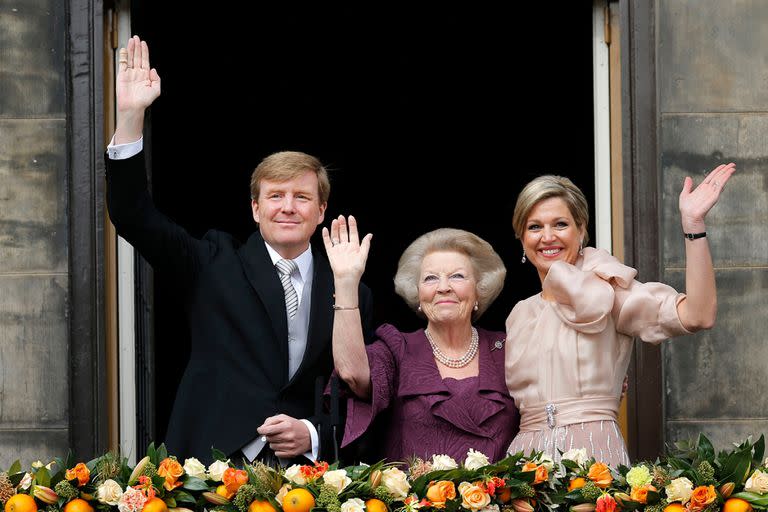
[300,419,319,461]
[107,137,143,160]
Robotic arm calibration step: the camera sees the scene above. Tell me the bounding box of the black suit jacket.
[105,151,373,462]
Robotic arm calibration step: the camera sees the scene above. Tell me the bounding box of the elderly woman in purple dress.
[323,216,518,463]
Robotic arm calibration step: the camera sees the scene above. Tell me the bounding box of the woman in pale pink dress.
[505,163,735,467]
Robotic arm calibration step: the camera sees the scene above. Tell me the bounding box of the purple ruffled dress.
[342,324,519,463]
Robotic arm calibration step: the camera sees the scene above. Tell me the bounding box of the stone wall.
[658,0,768,449]
[0,0,70,467]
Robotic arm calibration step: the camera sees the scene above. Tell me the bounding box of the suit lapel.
[237,232,290,369]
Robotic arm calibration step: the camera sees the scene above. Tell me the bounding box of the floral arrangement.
[2,435,767,512]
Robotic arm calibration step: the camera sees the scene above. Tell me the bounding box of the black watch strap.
[684,232,707,240]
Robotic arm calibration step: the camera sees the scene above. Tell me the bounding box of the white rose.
[207,459,230,482]
[561,448,588,466]
[745,469,768,494]
[284,464,308,485]
[183,457,207,480]
[341,497,365,512]
[464,449,490,471]
[18,473,32,490]
[275,484,292,505]
[535,453,555,472]
[323,469,352,494]
[665,477,694,504]
[431,454,458,470]
[381,467,410,499]
[97,479,124,506]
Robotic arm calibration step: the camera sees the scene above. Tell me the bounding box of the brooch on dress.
[491,338,505,351]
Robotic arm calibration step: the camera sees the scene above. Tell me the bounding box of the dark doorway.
[131,4,596,446]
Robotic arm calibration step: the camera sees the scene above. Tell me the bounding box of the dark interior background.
[131,3,596,446]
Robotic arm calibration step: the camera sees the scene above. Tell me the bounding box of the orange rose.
[458,482,491,511]
[222,468,249,494]
[426,480,456,508]
[587,462,613,489]
[521,462,548,485]
[157,458,185,491]
[688,485,716,512]
[630,484,656,504]
[65,462,91,487]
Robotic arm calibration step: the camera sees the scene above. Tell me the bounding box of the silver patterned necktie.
[275,259,299,318]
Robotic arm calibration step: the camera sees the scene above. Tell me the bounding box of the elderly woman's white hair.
[394,228,506,319]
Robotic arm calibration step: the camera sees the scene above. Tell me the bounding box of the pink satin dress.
[505,248,691,466]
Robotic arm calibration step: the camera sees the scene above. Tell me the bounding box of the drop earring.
[521,250,527,263]
[417,305,422,312]
[473,301,479,311]
[579,241,584,256]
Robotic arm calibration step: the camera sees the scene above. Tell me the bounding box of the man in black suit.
[105,36,372,463]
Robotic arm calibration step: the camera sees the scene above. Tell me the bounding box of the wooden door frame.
[619,0,664,461]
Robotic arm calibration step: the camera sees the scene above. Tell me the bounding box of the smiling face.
[251,171,327,259]
[522,196,586,283]
[417,250,478,328]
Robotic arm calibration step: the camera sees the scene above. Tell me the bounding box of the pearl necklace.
[424,327,479,368]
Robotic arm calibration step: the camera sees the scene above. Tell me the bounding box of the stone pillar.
[0,0,70,467]
[658,0,768,448]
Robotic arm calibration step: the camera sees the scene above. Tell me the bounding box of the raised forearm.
[678,234,717,331]
[332,278,371,398]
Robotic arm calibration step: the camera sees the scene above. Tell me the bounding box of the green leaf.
[147,443,158,465]
[211,447,228,462]
[164,497,177,508]
[8,473,24,486]
[754,435,765,466]
[733,491,768,507]
[37,467,52,488]
[156,443,169,464]
[174,491,197,504]
[719,444,754,486]
[182,477,210,491]
[697,434,715,461]
[8,460,22,475]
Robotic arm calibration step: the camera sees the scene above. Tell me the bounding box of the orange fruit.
[723,498,753,512]
[365,498,388,512]
[5,494,38,512]
[248,500,277,512]
[663,504,685,512]
[282,488,315,512]
[63,499,94,512]
[216,485,235,500]
[142,497,169,512]
[568,477,587,491]
[497,487,512,504]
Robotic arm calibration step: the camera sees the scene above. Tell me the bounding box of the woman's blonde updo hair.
[511,175,590,245]
[393,228,506,320]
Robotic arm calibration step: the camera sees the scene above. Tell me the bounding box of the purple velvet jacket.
[342,324,519,462]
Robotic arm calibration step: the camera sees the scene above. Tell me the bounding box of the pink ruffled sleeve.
[543,248,690,343]
[341,324,403,447]
[614,281,691,343]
